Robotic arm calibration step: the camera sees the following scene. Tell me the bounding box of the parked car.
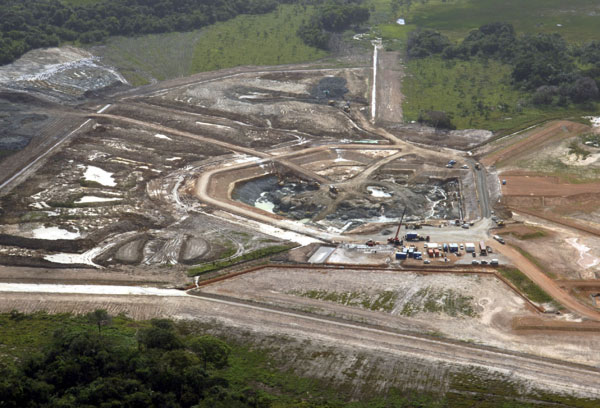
[472,260,480,265]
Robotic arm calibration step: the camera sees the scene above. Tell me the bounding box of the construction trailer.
[449,243,459,252]
[465,243,476,253]
[406,232,419,241]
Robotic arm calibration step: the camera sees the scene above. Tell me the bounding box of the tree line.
[0,310,266,407]
[0,0,299,65]
[407,22,600,108]
[297,0,370,49]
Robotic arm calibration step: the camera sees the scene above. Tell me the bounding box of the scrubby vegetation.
[403,21,599,130]
[187,244,295,277]
[407,23,600,107]
[292,289,398,312]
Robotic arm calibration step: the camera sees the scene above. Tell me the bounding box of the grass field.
[94,4,326,85]
[190,5,327,72]
[402,57,596,131]
[369,0,600,43]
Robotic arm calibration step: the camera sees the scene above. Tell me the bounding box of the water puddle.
[254,192,275,213]
[367,186,392,198]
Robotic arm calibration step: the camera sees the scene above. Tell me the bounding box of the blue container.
[396,252,407,260]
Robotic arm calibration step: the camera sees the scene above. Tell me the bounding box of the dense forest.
[0,311,262,407]
[0,0,298,65]
[407,23,600,109]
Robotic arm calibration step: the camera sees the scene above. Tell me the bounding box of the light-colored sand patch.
[84,165,116,187]
[584,116,600,128]
[32,226,80,240]
[0,283,186,297]
[566,238,600,269]
[75,196,122,204]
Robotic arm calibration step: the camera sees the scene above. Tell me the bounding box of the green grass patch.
[405,0,600,43]
[0,311,144,364]
[93,4,326,85]
[402,56,596,131]
[187,244,295,277]
[498,267,554,304]
[190,4,327,72]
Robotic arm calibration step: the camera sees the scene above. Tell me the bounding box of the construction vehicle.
[387,208,406,246]
[366,239,376,247]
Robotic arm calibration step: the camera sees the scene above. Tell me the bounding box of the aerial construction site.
[1,41,600,402]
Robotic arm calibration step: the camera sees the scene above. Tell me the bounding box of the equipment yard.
[1,43,600,402]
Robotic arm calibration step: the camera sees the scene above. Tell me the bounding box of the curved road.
[489,241,600,321]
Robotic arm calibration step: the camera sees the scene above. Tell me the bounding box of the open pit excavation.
[2,41,600,404]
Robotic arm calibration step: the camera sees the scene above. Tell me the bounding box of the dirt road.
[482,120,589,167]
[376,50,404,123]
[489,241,600,321]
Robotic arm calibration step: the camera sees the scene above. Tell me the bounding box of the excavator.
[387,208,406,246]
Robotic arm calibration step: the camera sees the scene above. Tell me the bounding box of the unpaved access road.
[489,241,600,321]
[376,50,404,123]
[1,288,599,397]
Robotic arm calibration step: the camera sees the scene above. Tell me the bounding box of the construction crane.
[387,208,406,246]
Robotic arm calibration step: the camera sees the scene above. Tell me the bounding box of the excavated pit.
[232,172,461,228]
